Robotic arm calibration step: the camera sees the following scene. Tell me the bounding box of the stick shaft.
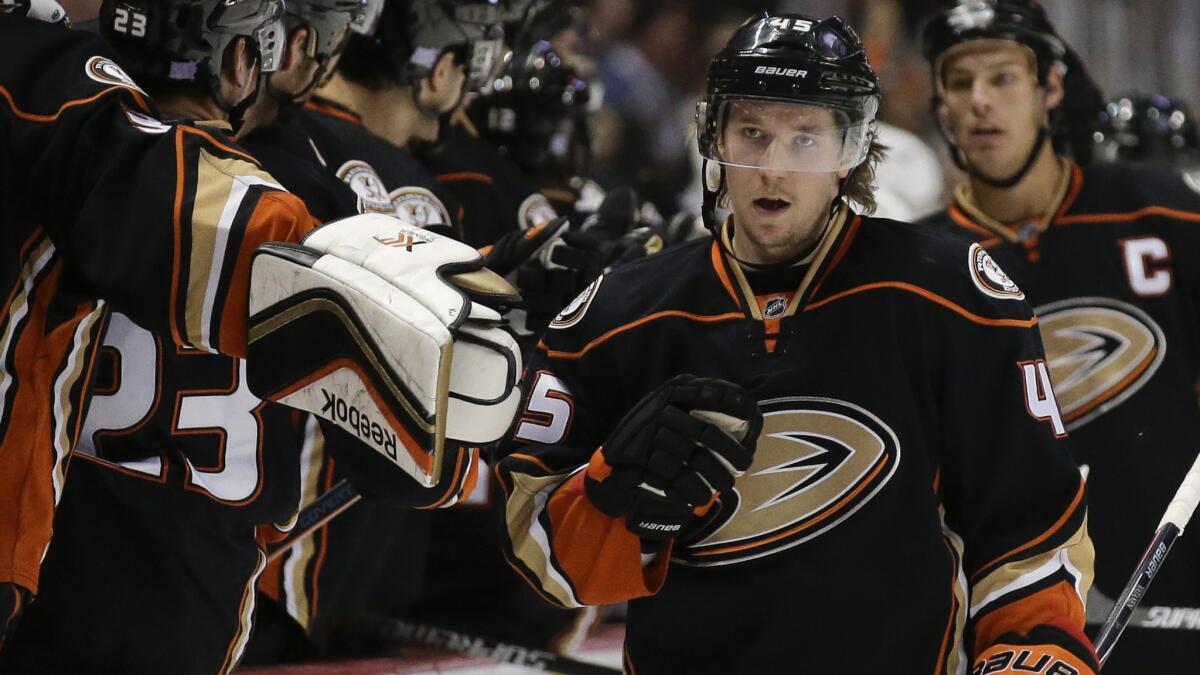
[367,615,621,675]
[1094,525,1179,664]
[267,480,362,562]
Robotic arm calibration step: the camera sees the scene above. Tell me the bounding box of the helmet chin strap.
[952,126,1050,189]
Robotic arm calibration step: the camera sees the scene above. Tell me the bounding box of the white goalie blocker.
[245,213,522,487]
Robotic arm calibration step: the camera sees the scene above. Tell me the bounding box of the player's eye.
[793,134,817,148]
[944,76,972,94]
[991,71,1016,87]
[740,126,765,140]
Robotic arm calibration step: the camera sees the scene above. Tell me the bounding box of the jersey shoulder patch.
[967,243,1024,300]
[85,56,147,96]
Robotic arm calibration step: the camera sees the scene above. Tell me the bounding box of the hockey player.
[0,2,520,671]
[917,1,1200,670]
[496,12,1098,674]
[0,1,308,656]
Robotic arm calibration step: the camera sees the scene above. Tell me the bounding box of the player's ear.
[429,50,462,94]
[281,26,312,72]
[1043,66,1064,112]
[220,37,258,103]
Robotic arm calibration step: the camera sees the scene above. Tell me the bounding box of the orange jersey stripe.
[709,241,740,307]
[437,171,494,185]
[304,100,362,126]
[809,215,863,300]
[975,478,1086,581]
[538,310,744,360]
[0,83,148,122]
[948,205,999,239]
[507,452,557,474]
[1056,204,1200,226]
[169,127,188,349]
[805,281,1039,329]
[181,125,261,166]
[1053,165,1086,219]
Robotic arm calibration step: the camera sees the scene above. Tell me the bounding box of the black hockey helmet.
[697,13,880,176]
[99,0,285,95]
[922,0,1065,87]
[921,0,1105,180]
[341,0,508,92]
[469,40,594,177]
[695,12,880,251]
[1095,93,1200,167]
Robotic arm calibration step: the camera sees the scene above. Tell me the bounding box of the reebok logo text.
[321,389,398,460]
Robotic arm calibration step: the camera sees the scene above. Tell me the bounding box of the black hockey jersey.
[0,16,314,597]
[299,98,461,234]
[496,212,1094,673]
[919,160,1200,672]
[417,121,559,247]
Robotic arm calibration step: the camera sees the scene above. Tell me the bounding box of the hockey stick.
[1086,587,1200,632]
[267,479,362,562]
[344,615,621,675]
[1092,452,1200,665]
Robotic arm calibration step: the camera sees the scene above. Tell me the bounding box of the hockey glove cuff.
[973,622,1099,675]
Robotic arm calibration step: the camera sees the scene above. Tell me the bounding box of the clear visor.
[700,98,874,173]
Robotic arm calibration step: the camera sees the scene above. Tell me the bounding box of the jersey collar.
[949,158,1080,245]
[713,206,860,320]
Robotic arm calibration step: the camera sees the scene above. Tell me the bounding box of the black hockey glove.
[584,375,762,542]
[482,216,569,277]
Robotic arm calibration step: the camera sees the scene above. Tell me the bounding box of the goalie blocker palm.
[585,375,762,541]
[246,213,522,487]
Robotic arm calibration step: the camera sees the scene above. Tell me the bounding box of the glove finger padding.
[483,216,570,277]
[585,374,762,540]
[247,214,521,489]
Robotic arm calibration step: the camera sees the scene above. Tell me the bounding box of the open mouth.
[753,197,791,214]
[969,126,1004,141]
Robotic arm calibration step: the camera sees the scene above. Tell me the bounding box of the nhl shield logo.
[762,296,788,319]
[969,244,1024,300]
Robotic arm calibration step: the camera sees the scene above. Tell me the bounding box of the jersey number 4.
[77,312,265,503]
[1020,360,1067,437]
